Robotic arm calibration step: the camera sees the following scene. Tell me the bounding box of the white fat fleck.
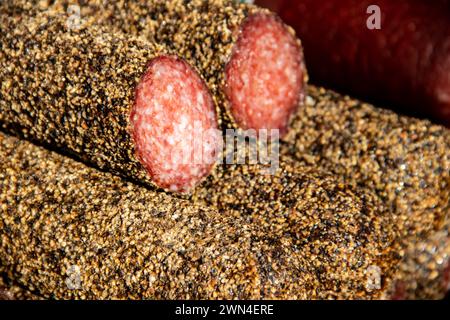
[144,107,153,116]
[197,92,205,106]
[242,73,250,87]
[167,135,175,146]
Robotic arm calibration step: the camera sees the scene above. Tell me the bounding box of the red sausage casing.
[257,0,450,127]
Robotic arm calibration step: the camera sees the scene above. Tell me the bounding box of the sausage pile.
[0,0,449,300]
[0,0,307,193]
[282,86,450,299]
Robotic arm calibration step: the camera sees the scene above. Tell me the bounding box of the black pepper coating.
[192,154,400,299]
[387,218,450,300]
[0,1,448,298]
[1,0,307,131]
[0,10,400,297]
[283,86,450,237]
[0,11,215,193]
[0,275,43,300]
[0,131,401,299]
[281,86,450,299]
[0,131,315,300]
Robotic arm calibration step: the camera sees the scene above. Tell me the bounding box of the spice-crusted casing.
[282,86,450,299]
[1,0,307,135]
[0,275,43,300]
[0,131,401,299]
[388,218,450,300]
[0,12,220,193]
[0,131,314,300]
[192,155,400,299]
[282,86,450,236]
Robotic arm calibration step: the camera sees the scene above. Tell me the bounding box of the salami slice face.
[132,56,219,192]
[225,13,305,136]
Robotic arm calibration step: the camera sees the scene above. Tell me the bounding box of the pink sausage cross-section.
[132,56,220,192]
[225,13,305,136]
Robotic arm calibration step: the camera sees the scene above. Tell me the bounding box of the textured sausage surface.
[390,219,450,300]
[1,0,307,136]
[0,12,219,192]
[0,131,303,299]
[283,86,450,236]
[192,153,400,299]
[0,276,42,300]
[282,86,450,299]
[0,131,400,299]
[257,0,450,127]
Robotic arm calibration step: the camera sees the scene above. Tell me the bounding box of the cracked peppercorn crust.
[283,86,450,237]
[0,275,43,300]
[2,0,446,300]
[0,131,401,299]
[388,218,450,300]
[0,4,399,299]
[0,12,220,193]
[1,0,307,135]
[282,86,450,299]
[192,155,400,299]
[0,131,310,300]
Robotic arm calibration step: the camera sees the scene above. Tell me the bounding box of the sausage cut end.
[225,13,305,136]
[132,56,219,192]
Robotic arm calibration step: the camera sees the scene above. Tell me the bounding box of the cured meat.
[0,131,299,299]
[1,0,307,136]
[223,13,304,135]
[0,12,219,192]
[283,86,450,236]
[192,155,400,299]
[389,219,450,300]
[257,0,450,127]
[132,56,218,191]
[0,131,399,299]
[282,86,450,299]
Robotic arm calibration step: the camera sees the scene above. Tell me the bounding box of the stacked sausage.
[0,0,449,299]
[0,0,306,193]
[282,86,450,299]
